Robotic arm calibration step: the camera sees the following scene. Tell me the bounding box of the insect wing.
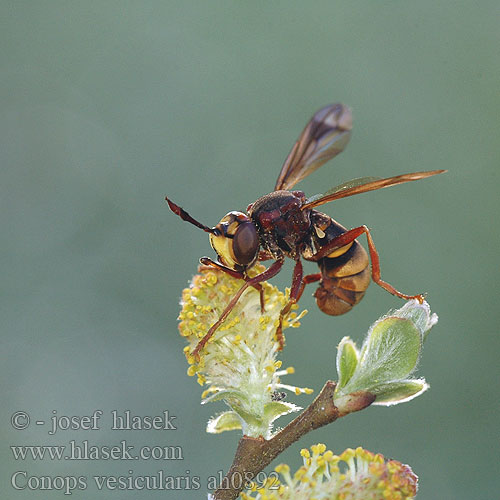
[301,170,446,210]
[274,103,353,191]
[305,176,381,205]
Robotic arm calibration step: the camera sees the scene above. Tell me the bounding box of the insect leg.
[192,258,284,359]
[299,273,322,297]
[274,259,305,350]
[273,271,321,350]
[199,257,245,279]
[200,257,266,313]
[306,225,424,303]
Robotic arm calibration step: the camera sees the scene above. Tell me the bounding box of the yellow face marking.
[327,241,353,258]
[210,233,237,268]
[210,211,253,270]
[227,221,239,236]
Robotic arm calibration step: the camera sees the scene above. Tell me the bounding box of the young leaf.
[371,379,429,406]
[334,300,437,410]
[264,401,302,423]
[206,411,242,434]
[336,337,359,390]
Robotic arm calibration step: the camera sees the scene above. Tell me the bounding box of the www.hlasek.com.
[11,440,183,461]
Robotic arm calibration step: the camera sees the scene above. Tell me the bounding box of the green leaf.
[391,299,438,341]
[371,379,429,405]
[201,389,249,405]
[263,401,302,424]
[337,317,422,398]
[334,300,437,411]
[360,317,422,381]
[336,337,359,390]
[206,411,242,433]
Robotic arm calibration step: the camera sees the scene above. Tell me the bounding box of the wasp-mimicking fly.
[166,104,445,358]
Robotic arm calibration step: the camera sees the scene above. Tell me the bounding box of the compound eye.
[232,222,259,267]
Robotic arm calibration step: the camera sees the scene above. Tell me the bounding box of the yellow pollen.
[275,464,290,474]
[311,443,326,454]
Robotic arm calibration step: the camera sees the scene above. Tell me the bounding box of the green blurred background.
[2,2,499,498]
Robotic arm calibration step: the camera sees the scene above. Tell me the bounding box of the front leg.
[192,259,285,359]
[199,257,266,312]
[199,257,245,279]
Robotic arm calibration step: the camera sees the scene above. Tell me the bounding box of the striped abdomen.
[311,211,370,315]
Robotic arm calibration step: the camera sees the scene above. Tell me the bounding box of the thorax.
[248,190,313,259]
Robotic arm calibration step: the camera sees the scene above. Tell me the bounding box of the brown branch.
[212,381,341,500]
